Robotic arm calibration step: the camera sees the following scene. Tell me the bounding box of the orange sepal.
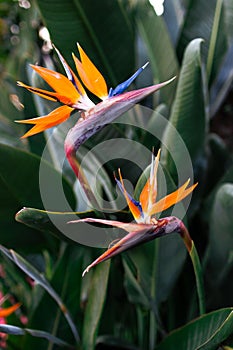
[139,179,150,213]
[140,149,161,212]
[30,65,80,104]
[16,105,74,138]
[149,180,198,216]
[17,81,78,106]
[73,44,108,100]
[0,303,21,318]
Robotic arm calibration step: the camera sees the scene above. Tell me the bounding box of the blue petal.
[108,62,149,97]
[115,176,144,218]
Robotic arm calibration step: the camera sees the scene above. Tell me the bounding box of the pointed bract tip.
[17,81,25,87]
[82,266,90,277]
[168,76,177,83]
[142,62,149,70]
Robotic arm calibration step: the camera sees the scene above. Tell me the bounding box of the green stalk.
[189,241,206,315]
[149,240,159,350]
[136,307,144,349]
[179,221,206,315]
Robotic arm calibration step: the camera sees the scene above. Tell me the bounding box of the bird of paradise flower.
[69,149,197,276]
[69,149,205,315]
[15,42,175,207]
[15,43,174,138]
[15,44,205,315]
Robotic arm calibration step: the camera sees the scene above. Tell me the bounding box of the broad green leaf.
[82,260,110,350]
[15,207,129,248]
[123,254,151,308]
[210,43,233,117]
[35,0,135,86]
[123,232,186,307]
[143,104,169,150]
[0,144,75,251]
[205,183,233,308]
[161,38,207,181]
[136,1,179,106]
[203,134,229,196]
[204,162,233,217]
[0,324,73,348]
[163,0,185,45]
[206,0,226,81]
[156,308,233,350]
[0,244,79,344]
[177,0,228,84]
[15,207,94,244]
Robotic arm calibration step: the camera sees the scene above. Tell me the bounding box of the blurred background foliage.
[0,0,233,349]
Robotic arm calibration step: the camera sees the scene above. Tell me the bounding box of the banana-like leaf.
[207,183,233,303]
[204,163,233,217]
[15,207,95,244]
[177,0,228,84]
[156,308,233,350]
[163,0,185,45]
[136,1,179,106]
[82,260,110,350]
[36,0,135,86]
[15,207,130,248]
[161,38,207,181]
[0,144,75,252]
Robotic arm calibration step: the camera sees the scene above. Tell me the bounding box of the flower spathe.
[15,43,161,138]
[69,149,198,276]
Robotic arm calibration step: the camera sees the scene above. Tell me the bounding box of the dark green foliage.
[0,1,233,349]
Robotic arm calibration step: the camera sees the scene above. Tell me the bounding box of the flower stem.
[179,221,206,315]
[65,141,100,211]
